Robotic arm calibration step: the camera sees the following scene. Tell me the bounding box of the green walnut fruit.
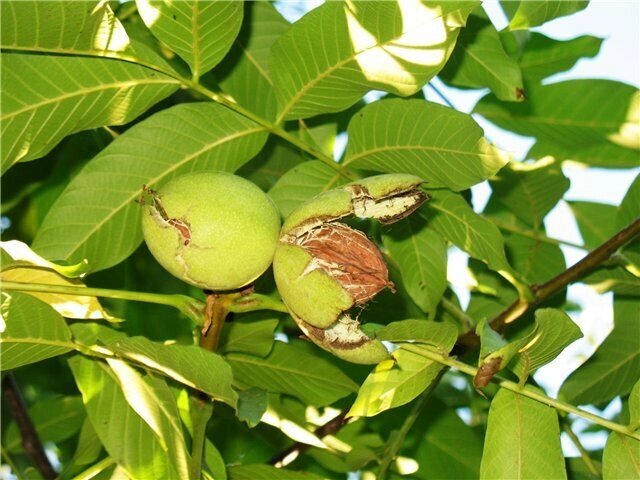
[273,174,429,364]
[140,172,281,291]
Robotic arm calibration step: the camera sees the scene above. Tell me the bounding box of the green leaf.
[107,360,191,479]
[560,296,640,405]
[271,1,478,120]
[228,464,324,480]
[421,190,511,271]
[480,389,566,479]
[382,216,447,317]
[269,161,347,217]
[1,53,178,170]
[490,158,569,229]
[344,99,509,191]
[70,323,128,346]
[582,266,640,297]
[219,318,278,357]
[439,9,524,102]
[617,174,639,230]
[348,346,443,417]
[237,388,269,428]
[226,341,358,406]
[413,400,483,479]
[216,2,290,120]
[32,103,268,272]
[509,1,588,30]
[474,80,639,152]
[4,396,85,452]
[602,432,640,480]
[67,419,103,469]
[376,319,458,353]
[510,309,583,380]
[136,0,243,77]
[69,355,176,479]
[516,33,603,82]
[1,241,115,321]
[0,292,73,370]
[238,138,306,191]
[107,336,238,407]
[569,201,617,249]
[527,138,640,169]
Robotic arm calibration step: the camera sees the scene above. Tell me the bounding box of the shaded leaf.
[509,1,588,30]
[515,33,602,82]
[376,319,458,353]
[108,336,238,407]
[136,0,242,76]
[421,190,511,271]
[219,318,278,357]
[237,388,269,428]
[345,99,509,191]
[382,216,447,317]
[268,161,347,218]
[440,9,524,102]
[348,346,443,417]
[228,464,324,480]
[238,138,305,191]
[560,296,640,405]
[216,2,290,120]
[0,292,73,370]
[480,389,566,479]
[527,139,640,169]
[490,158,570,229]
[271,1,478,120]
[582,266,640,297]
[4,396,85,452]
[69,355,175,479]
[32,103,268,272]
[226,341,358,406]
[474,80,639,152]
[569,201,617,249]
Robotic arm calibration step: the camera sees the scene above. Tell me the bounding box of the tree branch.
[459,217,640,347]
[2,374,57,479]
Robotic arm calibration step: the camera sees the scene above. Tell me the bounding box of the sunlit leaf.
[421,190,511,271]
[509,1,588,30]
[226,341,358,406]
[376,319,458,352]
[382,216,447,317]
[348,346,443,417]
[490,158,569,229]
[1,241,115,321]
[0,293,73,370]
[269,161,347,218]
[440,9,524,102]
[107,336,238,407]
[475,80,640,152]
[560,296,640,406]
[107,359,191,479]
[480,389,566,479]
[345,99,509,191]
[69,355,176,479]
[617,174,640,267]
[271,1,478,120]
[216,2,290,120]
[4,396,85,452]
[32,103,268,272]
[582,266,640,297]
[527,138,640,169]
[136,0,243,76]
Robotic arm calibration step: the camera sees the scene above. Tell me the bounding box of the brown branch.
[459,217,640,348]
[269,410,348,466]
[2,374,57,479]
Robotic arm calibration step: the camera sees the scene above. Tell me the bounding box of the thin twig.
[269,411,348,467]
[428,81,455,109]
[1,375,57,479]
[378,369,446,479]
[562,422,601,476]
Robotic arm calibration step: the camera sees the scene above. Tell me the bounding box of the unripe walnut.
[273,174,428,364]
[140,172,281,291]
